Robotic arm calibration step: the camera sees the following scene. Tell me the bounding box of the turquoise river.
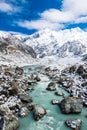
[18,65,87,130]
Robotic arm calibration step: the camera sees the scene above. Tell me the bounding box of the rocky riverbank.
[43,63,87,129]
[0,65,46,130]
[1,63,87,130]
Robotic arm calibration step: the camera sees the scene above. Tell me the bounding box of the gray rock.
[59,97,83,114]
[15,67,23,76]
[55,91,64,96]
[31,74,41,81]
[27,102,36,111]
[0,106,19,130]
[33,105,47,121]
[0,115,4,130]
[5,117,19,130]
[77,65,84,75]
[19,93,32,103]
[51,99,60,105]
[65,119,82,130]
[46,82,56,91]
[59,76,73,88]
[18,107,29,117]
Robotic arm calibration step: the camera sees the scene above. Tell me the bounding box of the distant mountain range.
[0,27,87,66]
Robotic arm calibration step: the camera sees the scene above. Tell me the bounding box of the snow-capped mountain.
[57,40,86,57]
[0,27,87,60]
[23,27,87,58]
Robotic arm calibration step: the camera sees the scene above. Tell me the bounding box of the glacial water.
[18,65,87,130]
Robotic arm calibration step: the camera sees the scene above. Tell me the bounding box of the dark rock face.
[76,65,87,79]
[69,65,77,73]
[82,54,87,61]
[65,119,82,130]
[0,115,4,130]
[46,82,56,91]
[33,105,47,121]
[59,97,83,114]
[77,65,85,75]
[0,34,37,58]
[18,44,37,58]
[15,67,23,76]
[0,42,8,53]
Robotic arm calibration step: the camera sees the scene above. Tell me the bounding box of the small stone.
[46,82,56,91]
[15,67,23,76]
[55,91,64,96]
[51,99,60,105]
[27,102,36,111]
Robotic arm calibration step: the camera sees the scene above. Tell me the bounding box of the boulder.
[19,93,32,103]
[55,91,64,96]
[0,106,19,130]
[33,105,47,121]
[65,119,82,130]
[31,74,41,81]
[15,67,23,76]
[82,73,87,79]
[59,97,83,114]
[5,116,19,130]
[45,67,51,71]
[59,76,73,88]
[46,82,56,91]
[81,82,87,87]
[18,107,29,117]
[77,65,84,75]
[69,65,77,73]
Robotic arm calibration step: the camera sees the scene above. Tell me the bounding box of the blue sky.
[0,0,87,34]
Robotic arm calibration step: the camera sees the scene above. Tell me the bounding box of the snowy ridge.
[0,27,87,66]
[24,27,87,47]
[57,40,86,57]
[23,28,87,58]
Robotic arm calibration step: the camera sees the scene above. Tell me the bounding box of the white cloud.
[0,2,12,12]
[17,0,87,30]
[62,0,87,16]
[0,1,21,14]
[40,9,75,23]
[18,20,64,30]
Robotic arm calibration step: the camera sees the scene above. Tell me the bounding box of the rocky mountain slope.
[0,32,37,66]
